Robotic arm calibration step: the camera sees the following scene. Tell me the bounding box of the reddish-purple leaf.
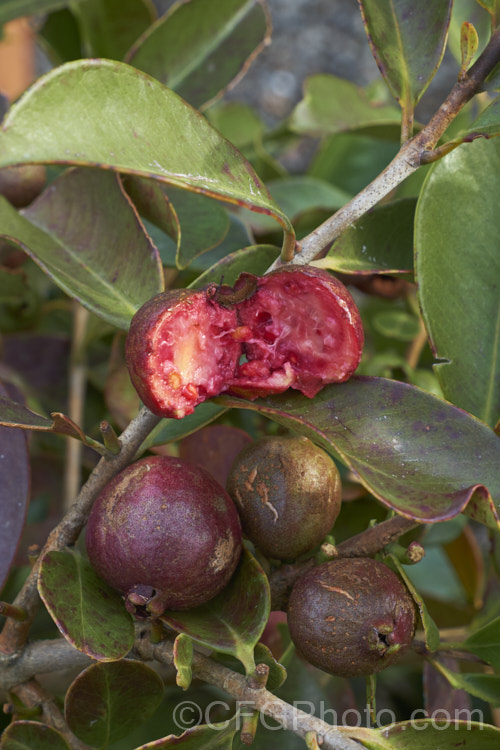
[0,382,30,590]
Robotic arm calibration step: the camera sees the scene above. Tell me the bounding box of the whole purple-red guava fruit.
[226,435,342,561]
[125,266,364,419]
[287,557,416,677]
[85,455,242,615]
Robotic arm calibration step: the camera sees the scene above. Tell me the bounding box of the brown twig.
[12,679,91,749]
[0,603,27,622]
[1,633,362,750]
[406,318,429,370]
[0,406,161,655]
[138,636,364,750]
[269,516,421,610]
[269,26,500,270]
[335,515,420,557]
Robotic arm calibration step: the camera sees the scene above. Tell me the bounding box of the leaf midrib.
[388,0,412,109]
[15,211,139,317]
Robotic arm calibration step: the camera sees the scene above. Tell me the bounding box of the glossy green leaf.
[289,74,400,137]
[403,545,468,606]
[218,376,500,528]
[161,549,270,674]
[38,548,135,661]
[386,555,440,652]
[245,177,350,233]
[0,721,70,750]
[134,721,236,749]
[357,720,500,750]
[187,215,254,273]
[126,173,231,269]
[463,615,500,669]
[0,60,294,254]
[372,310,420,341]
[168,187,230,270]
[313,198,415,275]
[415,138,500,427]
[430,659,500,705]
[189,245,280,289]
[358,0,453,111]
[141,402,228,450]
[0,0,85,24]
[72,0,155,60]
[0,385,30,592]
[206,102,264,149]
[124,174,177,231]
[476,0,500,23]
[467,94,500,137]
[0,169,164,330]
[173,634,194,690]
[65,660,164,747]
[38,8,82,65]
[126,0,270,110]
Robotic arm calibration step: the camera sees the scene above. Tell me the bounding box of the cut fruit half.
[126,267,364,419]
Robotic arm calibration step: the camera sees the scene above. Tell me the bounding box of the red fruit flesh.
[232,267,364,398]
[126,267,364,419]
[126,289,241,418]
[85,456,242,614]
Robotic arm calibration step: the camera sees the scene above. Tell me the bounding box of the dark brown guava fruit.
[287,557,416,677]
[226,435,341,561]
[85,455,242,615]
[125,266,364,419]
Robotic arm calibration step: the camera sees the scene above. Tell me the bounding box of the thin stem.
[400,103,414,144]
[63,302,90,512]
[13,679,91,750]
[269,516,420,610]
[269,26,500,270]
[0,602,27,621]
[138,637,364,750]
[406,318,429,370]
[1,634,363,750]
[335,515,420,557]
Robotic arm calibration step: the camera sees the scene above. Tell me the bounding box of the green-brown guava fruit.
[86,455,242,615]
[287,557,417,677]
[226,435,341,561]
